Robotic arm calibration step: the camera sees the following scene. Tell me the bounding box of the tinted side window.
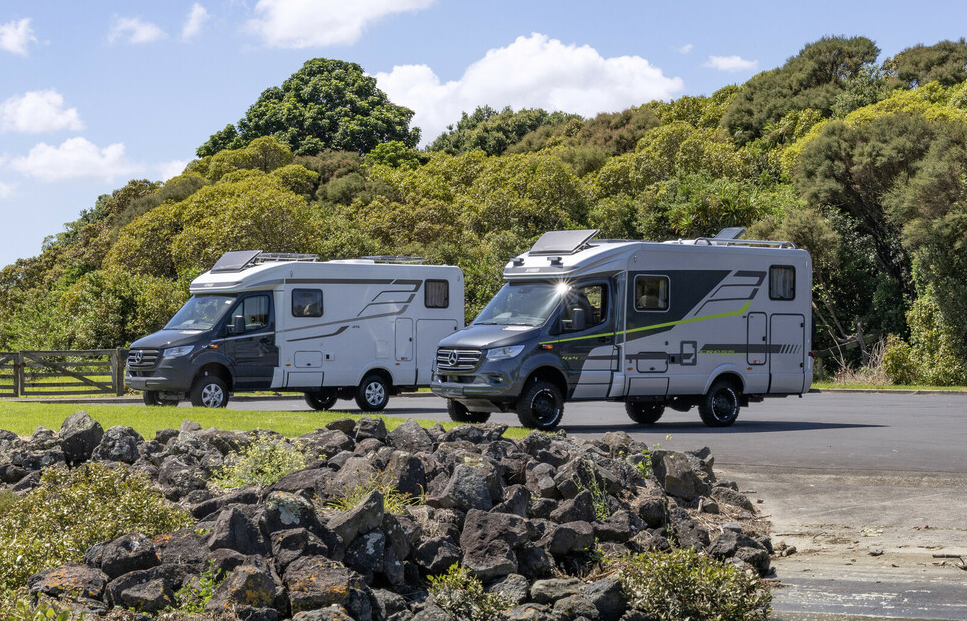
[292,289,323,317]
[635,276,669,311]
[425,280,449,308]
[770,266,795,300]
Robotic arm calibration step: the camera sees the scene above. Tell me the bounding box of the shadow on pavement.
[559,420,887,434]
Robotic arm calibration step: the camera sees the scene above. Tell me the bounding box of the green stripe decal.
[541,301,751,345]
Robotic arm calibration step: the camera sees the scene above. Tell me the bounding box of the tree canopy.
[197,58,420,157]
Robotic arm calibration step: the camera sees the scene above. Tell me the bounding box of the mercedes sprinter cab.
[126,250,463,410]
[431,229,813,429]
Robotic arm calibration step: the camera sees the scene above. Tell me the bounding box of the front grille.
[436,348,482,372]
[127,348,160,370]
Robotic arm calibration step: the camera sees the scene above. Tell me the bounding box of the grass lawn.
[0,401,530,440]
[812,381,967,391]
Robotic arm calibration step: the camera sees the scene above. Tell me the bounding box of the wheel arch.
[195,362,233,393]
[703,365,746,395]
[521,365,568,399]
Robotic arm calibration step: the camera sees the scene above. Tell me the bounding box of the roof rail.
[361,255,425,264]
[692,237,797,249]
[254,252,319,263]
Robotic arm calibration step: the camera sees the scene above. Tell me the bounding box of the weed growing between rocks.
[325,473,421,515]
[212,436,308,488]
[170,559,224,614]
[616,547,772,621]
[0,463,193,592]
[0,592,85,621]
[427,563,514,621]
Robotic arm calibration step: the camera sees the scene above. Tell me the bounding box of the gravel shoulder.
[720,465,967,620]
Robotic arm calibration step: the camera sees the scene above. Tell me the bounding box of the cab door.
[221,293,279,390]
[555,282,617,400]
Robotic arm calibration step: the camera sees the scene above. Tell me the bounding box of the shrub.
[0,592,83,621]
[212,436,308,488]
[427,563,513,621]
[0,463,193,592]
[617,548,771,621]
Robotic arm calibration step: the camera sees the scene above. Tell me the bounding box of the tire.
[190,375,229,408]
[626,402,665,424]
[143,391,179,406]
[355,374,390,411]
[698,380,740,427]
[516,380,564,430]
[447,399,491,424]
[305,391,338,411]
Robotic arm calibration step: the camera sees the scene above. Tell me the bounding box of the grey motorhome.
[431,229,812,429]
[126,251,463,410]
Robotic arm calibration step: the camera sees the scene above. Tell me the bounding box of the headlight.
[162,345,194,358]
[486,345,525,361]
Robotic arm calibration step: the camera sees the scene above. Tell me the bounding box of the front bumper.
[125,357,195,393]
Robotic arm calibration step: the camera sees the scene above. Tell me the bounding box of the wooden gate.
[10,350,127,397]
[0,352,17,397]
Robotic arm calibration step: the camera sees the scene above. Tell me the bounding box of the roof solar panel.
[529,229,599,255]
[210,250,262,273]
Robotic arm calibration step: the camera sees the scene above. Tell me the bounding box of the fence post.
[14,351,23,398]
[115,348,127,397]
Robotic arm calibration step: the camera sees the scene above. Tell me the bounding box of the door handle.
[260,337,272,344]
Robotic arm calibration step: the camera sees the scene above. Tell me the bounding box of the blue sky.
[2,0,967,268]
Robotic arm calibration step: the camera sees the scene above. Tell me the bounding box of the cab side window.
[237,295,270,332]
[292,289,323,317]
[563,284,607,332]
[635,276,669,311]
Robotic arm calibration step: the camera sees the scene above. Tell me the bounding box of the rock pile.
[2,412,773,621]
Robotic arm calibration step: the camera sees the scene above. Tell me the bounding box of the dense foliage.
[0,463,192,592]
[4,38,967,383]
[197,58,420,157]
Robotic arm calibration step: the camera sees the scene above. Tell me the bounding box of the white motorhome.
[432,229,812,429]
[126,251,464,410]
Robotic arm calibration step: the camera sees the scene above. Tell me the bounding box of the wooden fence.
[0,349,128,398]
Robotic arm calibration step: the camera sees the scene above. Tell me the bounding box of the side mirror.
[230,315,246,335]
[571,307,587,331]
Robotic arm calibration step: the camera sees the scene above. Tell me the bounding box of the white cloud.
[0,18,36,55]
[0,90,84,134]
[11,138,139,182]
[376,33,684,145]
[182,4,210,40]
[0,181,16,199]
[677,44,694,54]
[157,159,188,181]
[705,55,758,72]
[247,0,435,48]
[108,16,167,44]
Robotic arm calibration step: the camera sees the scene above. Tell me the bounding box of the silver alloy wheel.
[201,382,225,407]
[364,381,385,406]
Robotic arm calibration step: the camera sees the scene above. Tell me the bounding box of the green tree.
[722,36,880,144]
[429,106,579,156]
[197,58,419,157]
[883,39,967,89]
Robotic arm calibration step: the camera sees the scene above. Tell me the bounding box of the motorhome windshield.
[164,295,235,331]
[473,282,565,327]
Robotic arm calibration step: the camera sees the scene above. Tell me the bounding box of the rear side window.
[770,266,796,300]
[425,280,449,308]
[635,275,669,311]
[292,289,323,317]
